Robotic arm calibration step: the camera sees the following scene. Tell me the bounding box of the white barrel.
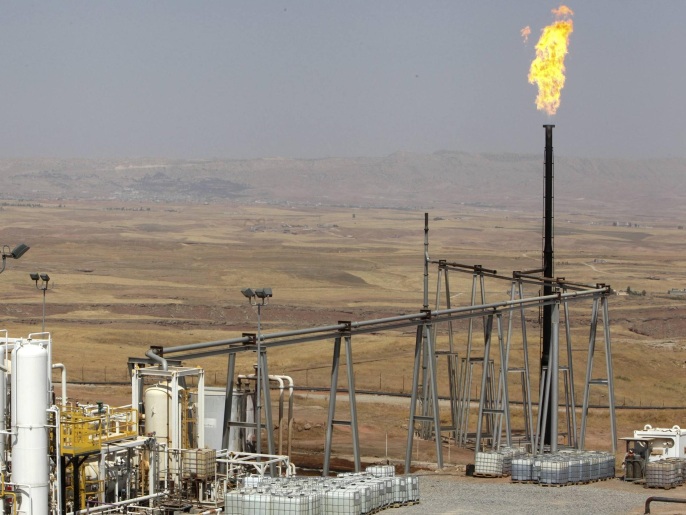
[11,341,49,515]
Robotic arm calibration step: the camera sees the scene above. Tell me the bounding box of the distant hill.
[1,152,684,219]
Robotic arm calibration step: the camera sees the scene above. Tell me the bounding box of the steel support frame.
[323,328,361,475]
[505,278,535,451]
[474,313,511,452]
[147,283,612,472]
[579,295,617,452]
[131,366,205,450]
[405,318,443,473]
[452,267,488,448]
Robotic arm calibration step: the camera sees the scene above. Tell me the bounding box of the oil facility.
[0,126,666,515]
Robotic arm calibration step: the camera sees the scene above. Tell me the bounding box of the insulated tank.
[145,384,172,479]
[144,384,174,446]
[11,340,49,515]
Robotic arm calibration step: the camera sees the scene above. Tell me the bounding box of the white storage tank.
[144,382,186,478]
[144,382,189,445]
[199,386,244,452]
[11,340,49,515]
[144,384,173,444]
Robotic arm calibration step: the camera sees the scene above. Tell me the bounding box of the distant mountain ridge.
[1,152,684,218]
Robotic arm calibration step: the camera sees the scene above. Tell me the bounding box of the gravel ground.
[393,473,685,515]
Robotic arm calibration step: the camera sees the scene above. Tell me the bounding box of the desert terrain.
[1,154,686,479]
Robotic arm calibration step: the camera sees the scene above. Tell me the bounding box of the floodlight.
[1,243,30,275]
[29,271,52,332]
[10,243,30,259]
[255,287,272,299]
[241,287,256,298]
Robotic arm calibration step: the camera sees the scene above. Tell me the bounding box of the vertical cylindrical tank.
[144,383,186,478]
[144,385,173,445]
[11,341,49,515]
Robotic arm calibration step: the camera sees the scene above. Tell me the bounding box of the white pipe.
[0,334,11,479]
[279,375,295,459]
[51,364,67,406]
[99,449,107,506]
[238,374,294,457]
[0,348,5,475]
[46,406,61,515]
[70,491,167,515]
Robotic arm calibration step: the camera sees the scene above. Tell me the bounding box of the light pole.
[241,287,273,456]
[30,273,51,332]
[0,243,30,275]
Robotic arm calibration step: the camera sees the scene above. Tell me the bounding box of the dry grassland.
[2,200,686,468]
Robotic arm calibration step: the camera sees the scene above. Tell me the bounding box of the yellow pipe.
[1,491,17,515]
[0,473,17,515]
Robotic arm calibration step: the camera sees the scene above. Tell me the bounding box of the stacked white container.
[646,461,678,489]
[511,456,535,482]
[365,464,395,477]
[224,471,419,514]
[323,487,361,515]
[242,490,273,515]
[390,476,408,504]
[474,451,505,476]
[539,456,569,485]
[406,474,420,503]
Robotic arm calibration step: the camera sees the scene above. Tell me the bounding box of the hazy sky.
[1,1,683,160]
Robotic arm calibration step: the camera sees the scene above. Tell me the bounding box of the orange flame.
[528,5,574,115]
[521,26,531,43]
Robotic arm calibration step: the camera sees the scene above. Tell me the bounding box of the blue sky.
[0,1,683,159]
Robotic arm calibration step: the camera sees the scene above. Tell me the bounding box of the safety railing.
[60,405,138,455]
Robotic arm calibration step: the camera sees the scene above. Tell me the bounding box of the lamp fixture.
[30,271,51,333]
[1,243,29,274]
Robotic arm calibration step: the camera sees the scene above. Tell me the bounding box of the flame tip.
[528,5,574,115]
[520,25,532,43]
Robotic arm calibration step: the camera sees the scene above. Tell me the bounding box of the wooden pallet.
[644,483,675,490]
[389,500,420,508]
